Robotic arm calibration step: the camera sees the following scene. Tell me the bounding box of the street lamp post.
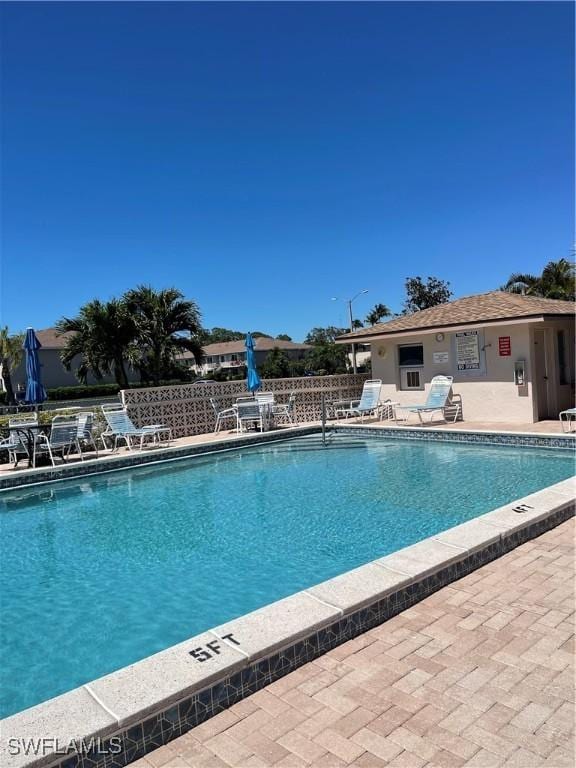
[332,290,368,374]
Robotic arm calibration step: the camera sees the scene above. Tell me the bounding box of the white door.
[533,329,550,420]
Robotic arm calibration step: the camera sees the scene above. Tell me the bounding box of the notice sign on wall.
[433,351,449,364]
[498,336,511,356]
[455,331,480,371]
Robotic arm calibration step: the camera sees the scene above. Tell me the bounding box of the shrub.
[47,383,120,401]
[0,408,84,430]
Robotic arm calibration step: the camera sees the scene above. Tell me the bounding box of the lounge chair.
[559,408,576,433]
[209,397,236,433]
[273,393,296,426]
[101,405,172,451]
[335,380,383,421]
[395,375,460,424]
[35,416,82,467]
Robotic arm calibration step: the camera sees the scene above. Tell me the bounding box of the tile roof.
[180,337,311,359]
[32,330,310,356]
[34,328,74,349]
[337,291,575,340]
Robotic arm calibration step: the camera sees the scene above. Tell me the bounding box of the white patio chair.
[76,411,99,456]
[255,392,275,407]
[272,393,297,425]
[34,416,82,467]
[7,414,39,467]
[209,397,236,433]
[236,398,266,433]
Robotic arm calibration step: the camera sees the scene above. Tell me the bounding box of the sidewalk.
[131,518,574,768]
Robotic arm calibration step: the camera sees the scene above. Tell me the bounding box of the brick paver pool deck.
[130,518,575,768]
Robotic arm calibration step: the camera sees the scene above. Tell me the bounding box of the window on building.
[398,344,424,367]
[398,344,424,390]
[558,331,568,385]
[406,371,421,388]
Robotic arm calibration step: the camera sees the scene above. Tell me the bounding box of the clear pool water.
[1,433,573,717]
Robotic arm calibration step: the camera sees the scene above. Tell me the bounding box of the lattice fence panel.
[121,375,370,438]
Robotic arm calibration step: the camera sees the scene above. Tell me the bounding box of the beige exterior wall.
[529,317,575,419]
[11,350,140,390]
[369,319,574,423]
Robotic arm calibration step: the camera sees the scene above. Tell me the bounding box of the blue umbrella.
[24,328,47,404]
[245,332,261,393]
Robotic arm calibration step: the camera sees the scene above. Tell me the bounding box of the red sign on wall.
[498,336,511,356]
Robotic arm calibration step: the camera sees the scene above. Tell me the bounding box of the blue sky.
[1,1,573,341]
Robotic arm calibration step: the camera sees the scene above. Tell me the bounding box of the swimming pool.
[1,432,573,717]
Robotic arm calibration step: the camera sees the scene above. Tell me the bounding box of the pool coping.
[1,428,574,768]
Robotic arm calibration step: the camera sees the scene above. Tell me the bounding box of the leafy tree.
[403,276,452,314]
[365,303,392,326]
[56,299,137,388]
[124,286,204,385]
[304,343,348,375]
[276,334,292,341]
[351,319,364,330]
[504,258,575,301]
[202,327,244,344]
[0,327,25,405]
[210,367,230,382]
[201,328,274,344]
[260,348,292,379]
[303,326,350,375]
[304,326,348,345]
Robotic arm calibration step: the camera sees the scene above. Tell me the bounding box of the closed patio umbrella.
[245,332,261,393]
[24,327,47,404]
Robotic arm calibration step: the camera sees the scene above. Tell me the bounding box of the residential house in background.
[9,328,140,390]
[183,338,311,377]
[338,292,575,423]
[6,330,312,392]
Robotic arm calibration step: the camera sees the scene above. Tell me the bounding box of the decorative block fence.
[121,374,371,438]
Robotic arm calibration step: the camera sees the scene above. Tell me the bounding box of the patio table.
[0,425,49,469]
[559,408,576,433]
[327,398,355,419]
[380,401,400,421]
[233,400,274,432]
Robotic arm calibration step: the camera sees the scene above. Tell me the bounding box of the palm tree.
[56,299,137,388]
[540,259,575,299]
[0,327,25,404]
[365,303,392,326]
[124,286,204,385]
[504,258,575,301]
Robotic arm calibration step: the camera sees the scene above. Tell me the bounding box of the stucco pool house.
[338,291,575,423]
